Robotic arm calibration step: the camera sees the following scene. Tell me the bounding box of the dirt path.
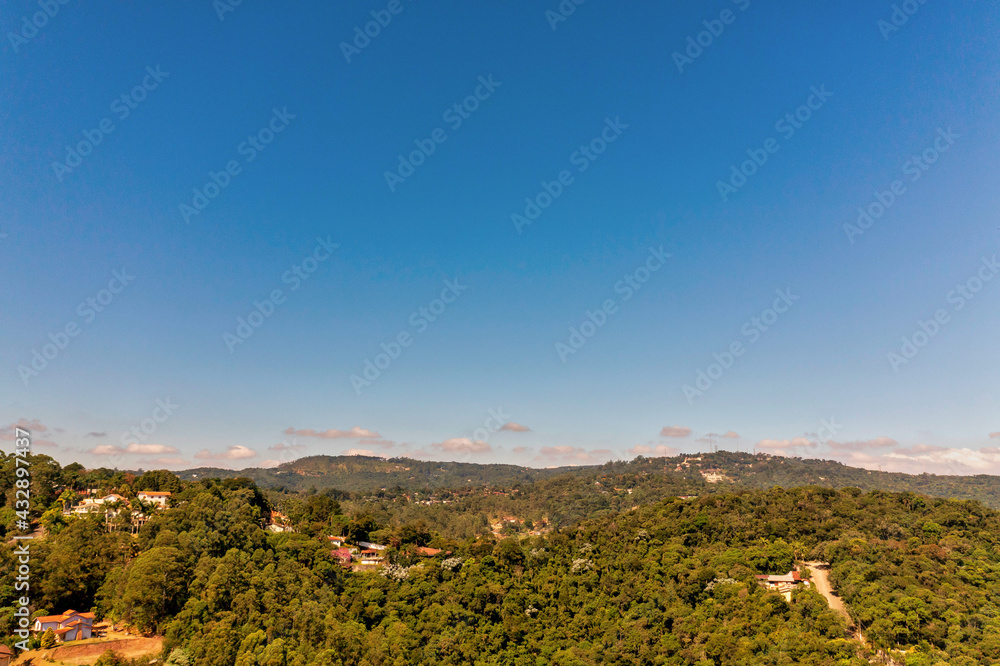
[802,561,850,621]
[801,561,905,664]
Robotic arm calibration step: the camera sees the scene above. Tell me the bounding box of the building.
[330,547,354,566]
[415,546,443,557]
[71,494,126,516]
[755,571,809,600]
[357,541,386,551]
[327,536,346,547]
[32,610,95,642]
[137,490,171,508]
[0,644,14,666]
[266,511,293,533]
[359,549,384,565]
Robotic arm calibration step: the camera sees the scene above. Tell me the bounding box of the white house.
[32,610,94,642]
[137,490,171,508]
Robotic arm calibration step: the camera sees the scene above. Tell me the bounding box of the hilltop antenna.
[708,433,716,453]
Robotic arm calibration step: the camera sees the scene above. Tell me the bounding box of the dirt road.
[802,561,850,621]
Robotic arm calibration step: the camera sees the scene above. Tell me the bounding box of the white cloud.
[660,426,692,438]
[628,444,679,457]
[91,442,180,456]
[432,438,492,454]
[284,426,380,439]
[827,436,897,451]
[195,445,257,461]
[500,422,531,432]
[757,437,813,451]
[533,446,614,466]
[343,449,386,458]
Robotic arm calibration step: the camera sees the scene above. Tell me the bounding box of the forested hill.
[177,455,553,492]
[179,452,1000,508]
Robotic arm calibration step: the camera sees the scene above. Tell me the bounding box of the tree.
[107,546,188,632]
[40,628,56,648]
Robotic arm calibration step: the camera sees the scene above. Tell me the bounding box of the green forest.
[3,451,1000,665]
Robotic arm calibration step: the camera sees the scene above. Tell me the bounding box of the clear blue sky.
[2,1,998,474]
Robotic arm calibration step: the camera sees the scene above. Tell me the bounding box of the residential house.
[267,510,293,533]
[359,549,384,565]
[415,546,443,557]
[755,571,809,600]
[72,494,126,516]
[136,490,171,508]
[357,541,386,551]
[330,547,354,567]
[32,610,95,642]
[327,536,346,547]
[0,644,13,666]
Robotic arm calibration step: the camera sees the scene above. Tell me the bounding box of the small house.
[32,610,95,642]
[137,490,171,508]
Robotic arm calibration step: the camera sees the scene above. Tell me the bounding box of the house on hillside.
[357,541,386,551]
[0,644,13,666]
[330,547,353,567]
[267,510,293,533]
[359,549,384,566]
[71,494,126,516]
[32,610,95,642]
[327,536,346,547]
[415,546,443,557]
[756,571,809,600]
[137,490,171,508]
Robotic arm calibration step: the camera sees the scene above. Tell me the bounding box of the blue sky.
[2,1,998,474]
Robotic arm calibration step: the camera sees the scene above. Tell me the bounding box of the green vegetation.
[177,451,1000,509]
[3,451,1000,664]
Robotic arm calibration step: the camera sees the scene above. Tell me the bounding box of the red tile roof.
[415,546,443,556]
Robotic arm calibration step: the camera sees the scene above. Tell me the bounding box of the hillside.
[178,455,553,492]
[179,451,1000,508]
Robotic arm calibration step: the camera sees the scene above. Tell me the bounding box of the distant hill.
[177,455,557,492]
[179,451,1000,507]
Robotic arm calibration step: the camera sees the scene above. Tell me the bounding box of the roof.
[138,491,171,496]
[415,546,442,556]
[360,549,378,554]
[34,614,68,623]
[0,644,13,655]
